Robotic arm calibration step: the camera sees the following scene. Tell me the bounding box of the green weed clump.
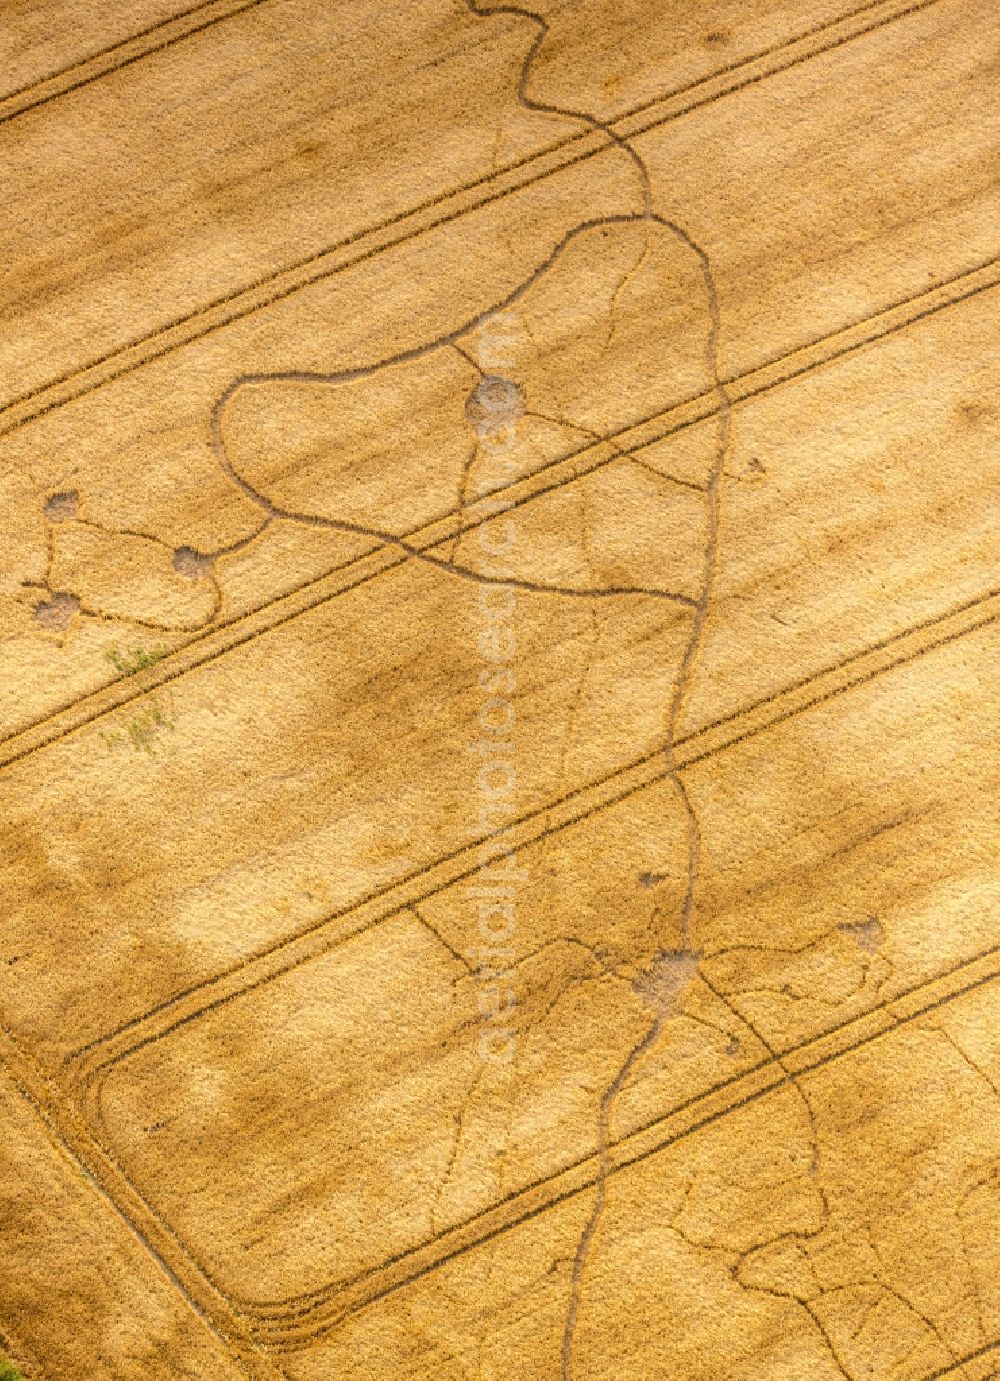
[0,1355,26,1381]
[99,696,175,756]
[104,644,168,678]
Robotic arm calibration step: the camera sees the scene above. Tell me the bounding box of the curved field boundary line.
[36,952,1000,1350]
[10,947,997,1362]
[0,1024,270,1377]
[252,951,1000,1345]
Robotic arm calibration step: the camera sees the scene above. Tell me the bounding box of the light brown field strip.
[4,0,995,1374]
[3,252,995,778]
[613,0,939,139]
[52,603,999,1358]
[67,581,1000,1084]
[1,0,988,753]
[0,0,939,438]
[8,945,997,1356]
[679,585,1000,769]
[0,0,214,102]
[193,953,1000,1343]
[270,967,1000,1374]
[0,0,269,126]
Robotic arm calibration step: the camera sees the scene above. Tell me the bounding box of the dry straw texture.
[0,0,997,1376]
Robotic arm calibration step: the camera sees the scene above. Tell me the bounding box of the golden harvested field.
[0,0,998,1376]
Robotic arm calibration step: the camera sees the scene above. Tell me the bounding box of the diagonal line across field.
[0,0,271,128]
[0,0,941,441]
[251,951,1000,1345]
[7,938,997,1364]
[927,1339,1000,1379]
[67,581,1000,1086]
[50,952,1000,1349]
[3,0,992,1373]
[2,251,996,777]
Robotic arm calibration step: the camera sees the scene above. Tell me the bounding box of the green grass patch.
[100,695,176,756]
[104,644,169,678]
[0,1356,26,1380]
